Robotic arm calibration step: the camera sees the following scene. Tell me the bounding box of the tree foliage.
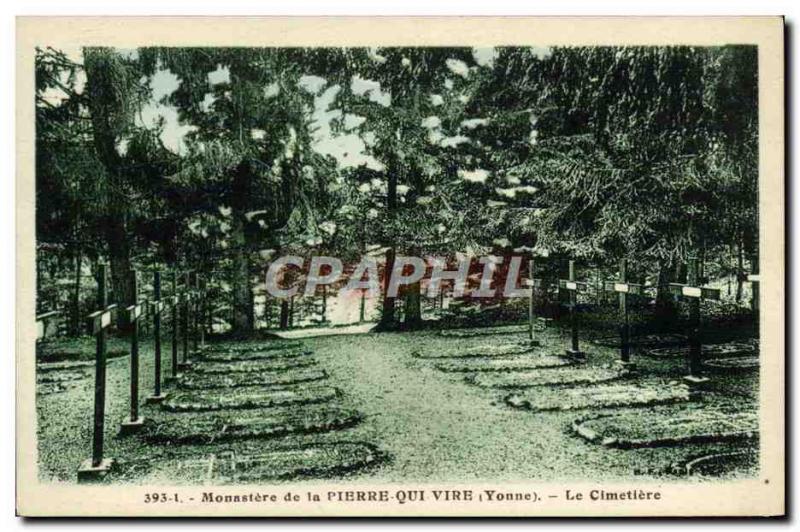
[35,44,759,333]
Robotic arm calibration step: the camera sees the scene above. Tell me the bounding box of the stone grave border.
[571,408,758,449]
[37,370,90,383]
[142,407,363,445]
[644,341,758,360]
[438,324,528,338]
[412,343,539,360]
[115,441,387,484]
[681,448,759,476]
[162,385,340,412]
[191,357,317,375]
[466,364,629,389]
[434,355,573,373]
[202,341,305,354]
[177,368,329,390]
[703,356,760,372]
[232,442,387,482]
[505,381,696,413]
[199,348,313,362]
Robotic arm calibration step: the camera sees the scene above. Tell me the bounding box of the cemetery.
[33,254,760,484]
[33,45,760,485]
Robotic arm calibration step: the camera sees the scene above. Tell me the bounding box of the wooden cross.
[747,251,760,319]
[120,270,147,435]
[524,259,545,345]
[199,276,208,348]
[190,272,199,355]
[77,264,116,482]
[178,271,193,370]
[169,271,180,379]
[558,260,588,359]
[667,256,721,381]
[602,258,645,366]
[147,270,167,403]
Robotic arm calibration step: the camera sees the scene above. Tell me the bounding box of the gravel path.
[307,330,758,482]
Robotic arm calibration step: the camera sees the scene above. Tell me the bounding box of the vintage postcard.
[16,16,784,517]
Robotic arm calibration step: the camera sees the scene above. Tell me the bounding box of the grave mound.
[37,342,127,363]
[163,385,339,412]
[573,407,758,448]
[37,370,88,384]
[37,360,98,372]
[143,406,362,444]
[192,357,315,375]
[591,334,686,348]
[37,382,76,394]
[201,348,312,362]
[141,442,384,483]
[435,355,572,373]
[645,341,757,359]
[204,340,304,354]
[681,448,759,476]
[506,381,693,412]
[234,442,383,481]
[413,341,537,359]
[178,368,328,390]
[704,356,759,372]
[467,365,626,388]
[439,324,528,338]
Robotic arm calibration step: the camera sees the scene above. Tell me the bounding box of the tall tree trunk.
[227,65,258,336]
[207,297,213,334]
[675,261,687,284]
[229,160,255,336]
[379,248,396,329]
[264,295,272,329]
[727,244,733,297]
[320,285,328,324]
[654,260,676,329]
[83,48,135,328]
[403,280,422,329]
[279,300,289,330]
[736,238,744,302]
[107,223,134,331]
[378,162,398,330]
[230,228,254,335]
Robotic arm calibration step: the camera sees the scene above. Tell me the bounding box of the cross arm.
[126,300,148,321]
[602,280,644,296]
[668,283,721,300]
[558,279,588,291]
[87,304,118,335]
[150,299,164,314]
[36,311,60,339]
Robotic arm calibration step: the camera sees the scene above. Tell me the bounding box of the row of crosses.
[76,265,207,482]
[524,255,758,381]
